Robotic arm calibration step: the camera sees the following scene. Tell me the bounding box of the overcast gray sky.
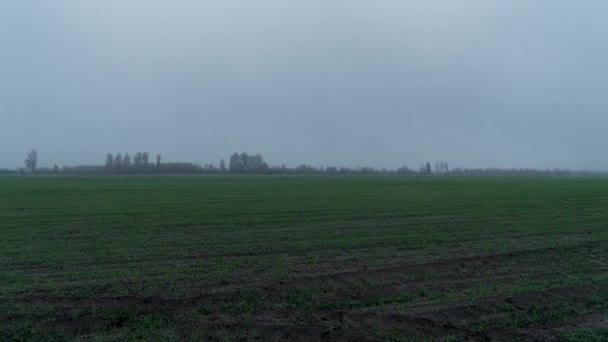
[1,1,607,170]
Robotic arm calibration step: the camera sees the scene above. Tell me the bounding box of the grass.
[1,175,607,340]
[564,328,608,342]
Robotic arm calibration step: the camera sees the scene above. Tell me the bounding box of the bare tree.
[123,153,132,168]
[420,162,432,175]
[435,161,449,174]
[133,153,142,167]
[156,154,161,167]
[105,153,114,168]
[113,153,123,167]
[229,153,241,172]
[229,152,269,173]
[219,159,226,173]
[25,150,38,172]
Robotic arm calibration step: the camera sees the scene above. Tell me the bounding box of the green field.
[1,175,607,341]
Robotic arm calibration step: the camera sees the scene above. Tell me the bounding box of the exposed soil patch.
[5,243,607,340]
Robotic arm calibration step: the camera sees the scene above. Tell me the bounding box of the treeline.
[60,152,440,175]
[446,168,587,177]
[102,152,207,174]
[11,150,602,176]
[101,152,422,175]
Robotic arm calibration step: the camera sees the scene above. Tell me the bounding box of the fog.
[1,1,607,170]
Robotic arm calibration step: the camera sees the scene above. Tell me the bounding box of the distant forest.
[2,150,600,177]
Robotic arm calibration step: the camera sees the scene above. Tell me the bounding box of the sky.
[1,1,607,170]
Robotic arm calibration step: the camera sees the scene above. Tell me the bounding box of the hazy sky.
[2,1,607,170]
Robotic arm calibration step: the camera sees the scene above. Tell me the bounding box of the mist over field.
[3,3,608,340]
[2,1,608,170]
